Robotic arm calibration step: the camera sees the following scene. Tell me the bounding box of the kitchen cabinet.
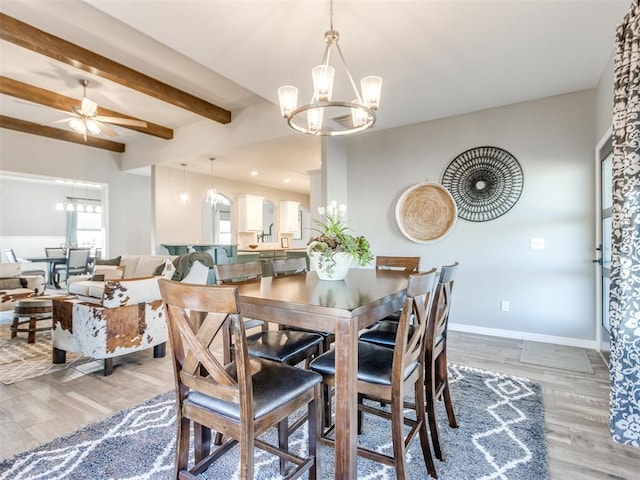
[279,200,299,234]
[238,194,263,232]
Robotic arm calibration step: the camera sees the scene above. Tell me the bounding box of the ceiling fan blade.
[50,117,76,125]
[96,116,147,128]
[95,120,118,137]
[80,97,98,116]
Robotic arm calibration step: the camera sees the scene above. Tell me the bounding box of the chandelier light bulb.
[312,64,335,101]
[307,107,324,132]
[361,76,382,109]
[278,86,298,117]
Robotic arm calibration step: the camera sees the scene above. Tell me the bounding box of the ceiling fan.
[54,79,147,141]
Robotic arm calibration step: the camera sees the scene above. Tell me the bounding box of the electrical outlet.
[501,300,510,312]
[530,238,545,250]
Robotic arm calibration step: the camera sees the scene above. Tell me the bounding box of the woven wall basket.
[395,182,457,243]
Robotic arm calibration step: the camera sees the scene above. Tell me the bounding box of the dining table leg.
[333,316,359,479]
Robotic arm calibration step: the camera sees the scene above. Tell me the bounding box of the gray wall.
[346,90,597,345]
[0,129,152,257]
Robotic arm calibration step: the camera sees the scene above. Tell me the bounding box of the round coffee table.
[12,298,53,343]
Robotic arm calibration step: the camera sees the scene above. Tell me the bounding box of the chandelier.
[277,0,382,136]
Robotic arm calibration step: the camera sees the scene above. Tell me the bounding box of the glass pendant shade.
[351,100,367,127]
[307,107,324,132]
[207,188,217,205]
[278,86,298,117]
[180,191,189,206]
[361,76,382,109]
[312,65,335,101]
[76,204,85,213]
[66,203,75,212]
[95,205,103,213]
[85,205,94,213]
[55,203,64,211]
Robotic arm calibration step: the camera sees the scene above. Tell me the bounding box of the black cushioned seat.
[310,341,418,386]
[187,358,322,421]
[247,330,324,366]
[359,319,415,348]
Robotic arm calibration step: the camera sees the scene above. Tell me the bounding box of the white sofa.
[0,263,46,311]
[67,254,176,302]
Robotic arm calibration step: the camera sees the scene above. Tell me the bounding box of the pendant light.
[206,157,217,206]
[180,163,190,206]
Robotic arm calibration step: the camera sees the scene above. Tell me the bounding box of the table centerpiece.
[307,201,373,280]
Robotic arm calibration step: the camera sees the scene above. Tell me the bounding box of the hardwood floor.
[0,330,638,478]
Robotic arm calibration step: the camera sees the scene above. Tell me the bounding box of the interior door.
[595,131,613,354]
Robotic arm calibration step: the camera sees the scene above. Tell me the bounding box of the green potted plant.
[307,201,373,280]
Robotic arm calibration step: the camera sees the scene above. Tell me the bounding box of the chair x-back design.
[158,279,321,479]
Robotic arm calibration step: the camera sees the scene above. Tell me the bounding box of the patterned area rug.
[0,364,549,479]
[0,322,91,384]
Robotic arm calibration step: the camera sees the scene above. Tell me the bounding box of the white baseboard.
[449,323,598,349]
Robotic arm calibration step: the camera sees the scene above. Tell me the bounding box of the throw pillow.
[92,266,124,281]
[180,260,210,285]
[95,256,121,267]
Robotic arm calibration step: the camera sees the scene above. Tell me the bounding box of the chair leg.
[308,386,320,480]
[278,418,289,475]
[175,414,191,478]
[416,380,437,479]
[391,394,407,480]
[443,383,458,428]
[103,358,113,376]
[426,392,443,460]
[239,432,254,480]
[357,393,364,435]
[194,424,211,464]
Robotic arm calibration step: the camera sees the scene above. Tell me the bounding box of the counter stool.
[12,298,53,343]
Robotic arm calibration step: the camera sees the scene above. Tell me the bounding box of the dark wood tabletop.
[235,268,410,479]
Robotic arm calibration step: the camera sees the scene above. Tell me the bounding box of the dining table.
[24,256,66,289]
[234,268,410,479]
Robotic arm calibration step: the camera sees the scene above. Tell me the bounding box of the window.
[76,211,104,248]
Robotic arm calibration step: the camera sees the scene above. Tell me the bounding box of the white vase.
[308,251,354,281]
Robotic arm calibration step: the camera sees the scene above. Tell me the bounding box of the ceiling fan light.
[278,85,298,117]
[85,119,101,135]
[361,76,382,109]
[312,64,335,101]
[69,117,86,133]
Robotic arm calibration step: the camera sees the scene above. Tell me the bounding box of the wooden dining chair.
[425,262,459,461]
[158,279,322,479]
[358,255,422,347]
[45,247,67,286]
[310,269,438,479]
[214,261,324,370]
[272,257,335,427]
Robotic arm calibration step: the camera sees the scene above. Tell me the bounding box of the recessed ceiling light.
[283,178,290,183]
[250,171,259,176]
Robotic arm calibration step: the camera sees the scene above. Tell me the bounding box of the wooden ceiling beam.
[0,115,125,153]
[0,13,231,125]
[1,77,173,140]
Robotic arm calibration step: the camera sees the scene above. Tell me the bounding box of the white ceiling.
[0,0,630,194]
